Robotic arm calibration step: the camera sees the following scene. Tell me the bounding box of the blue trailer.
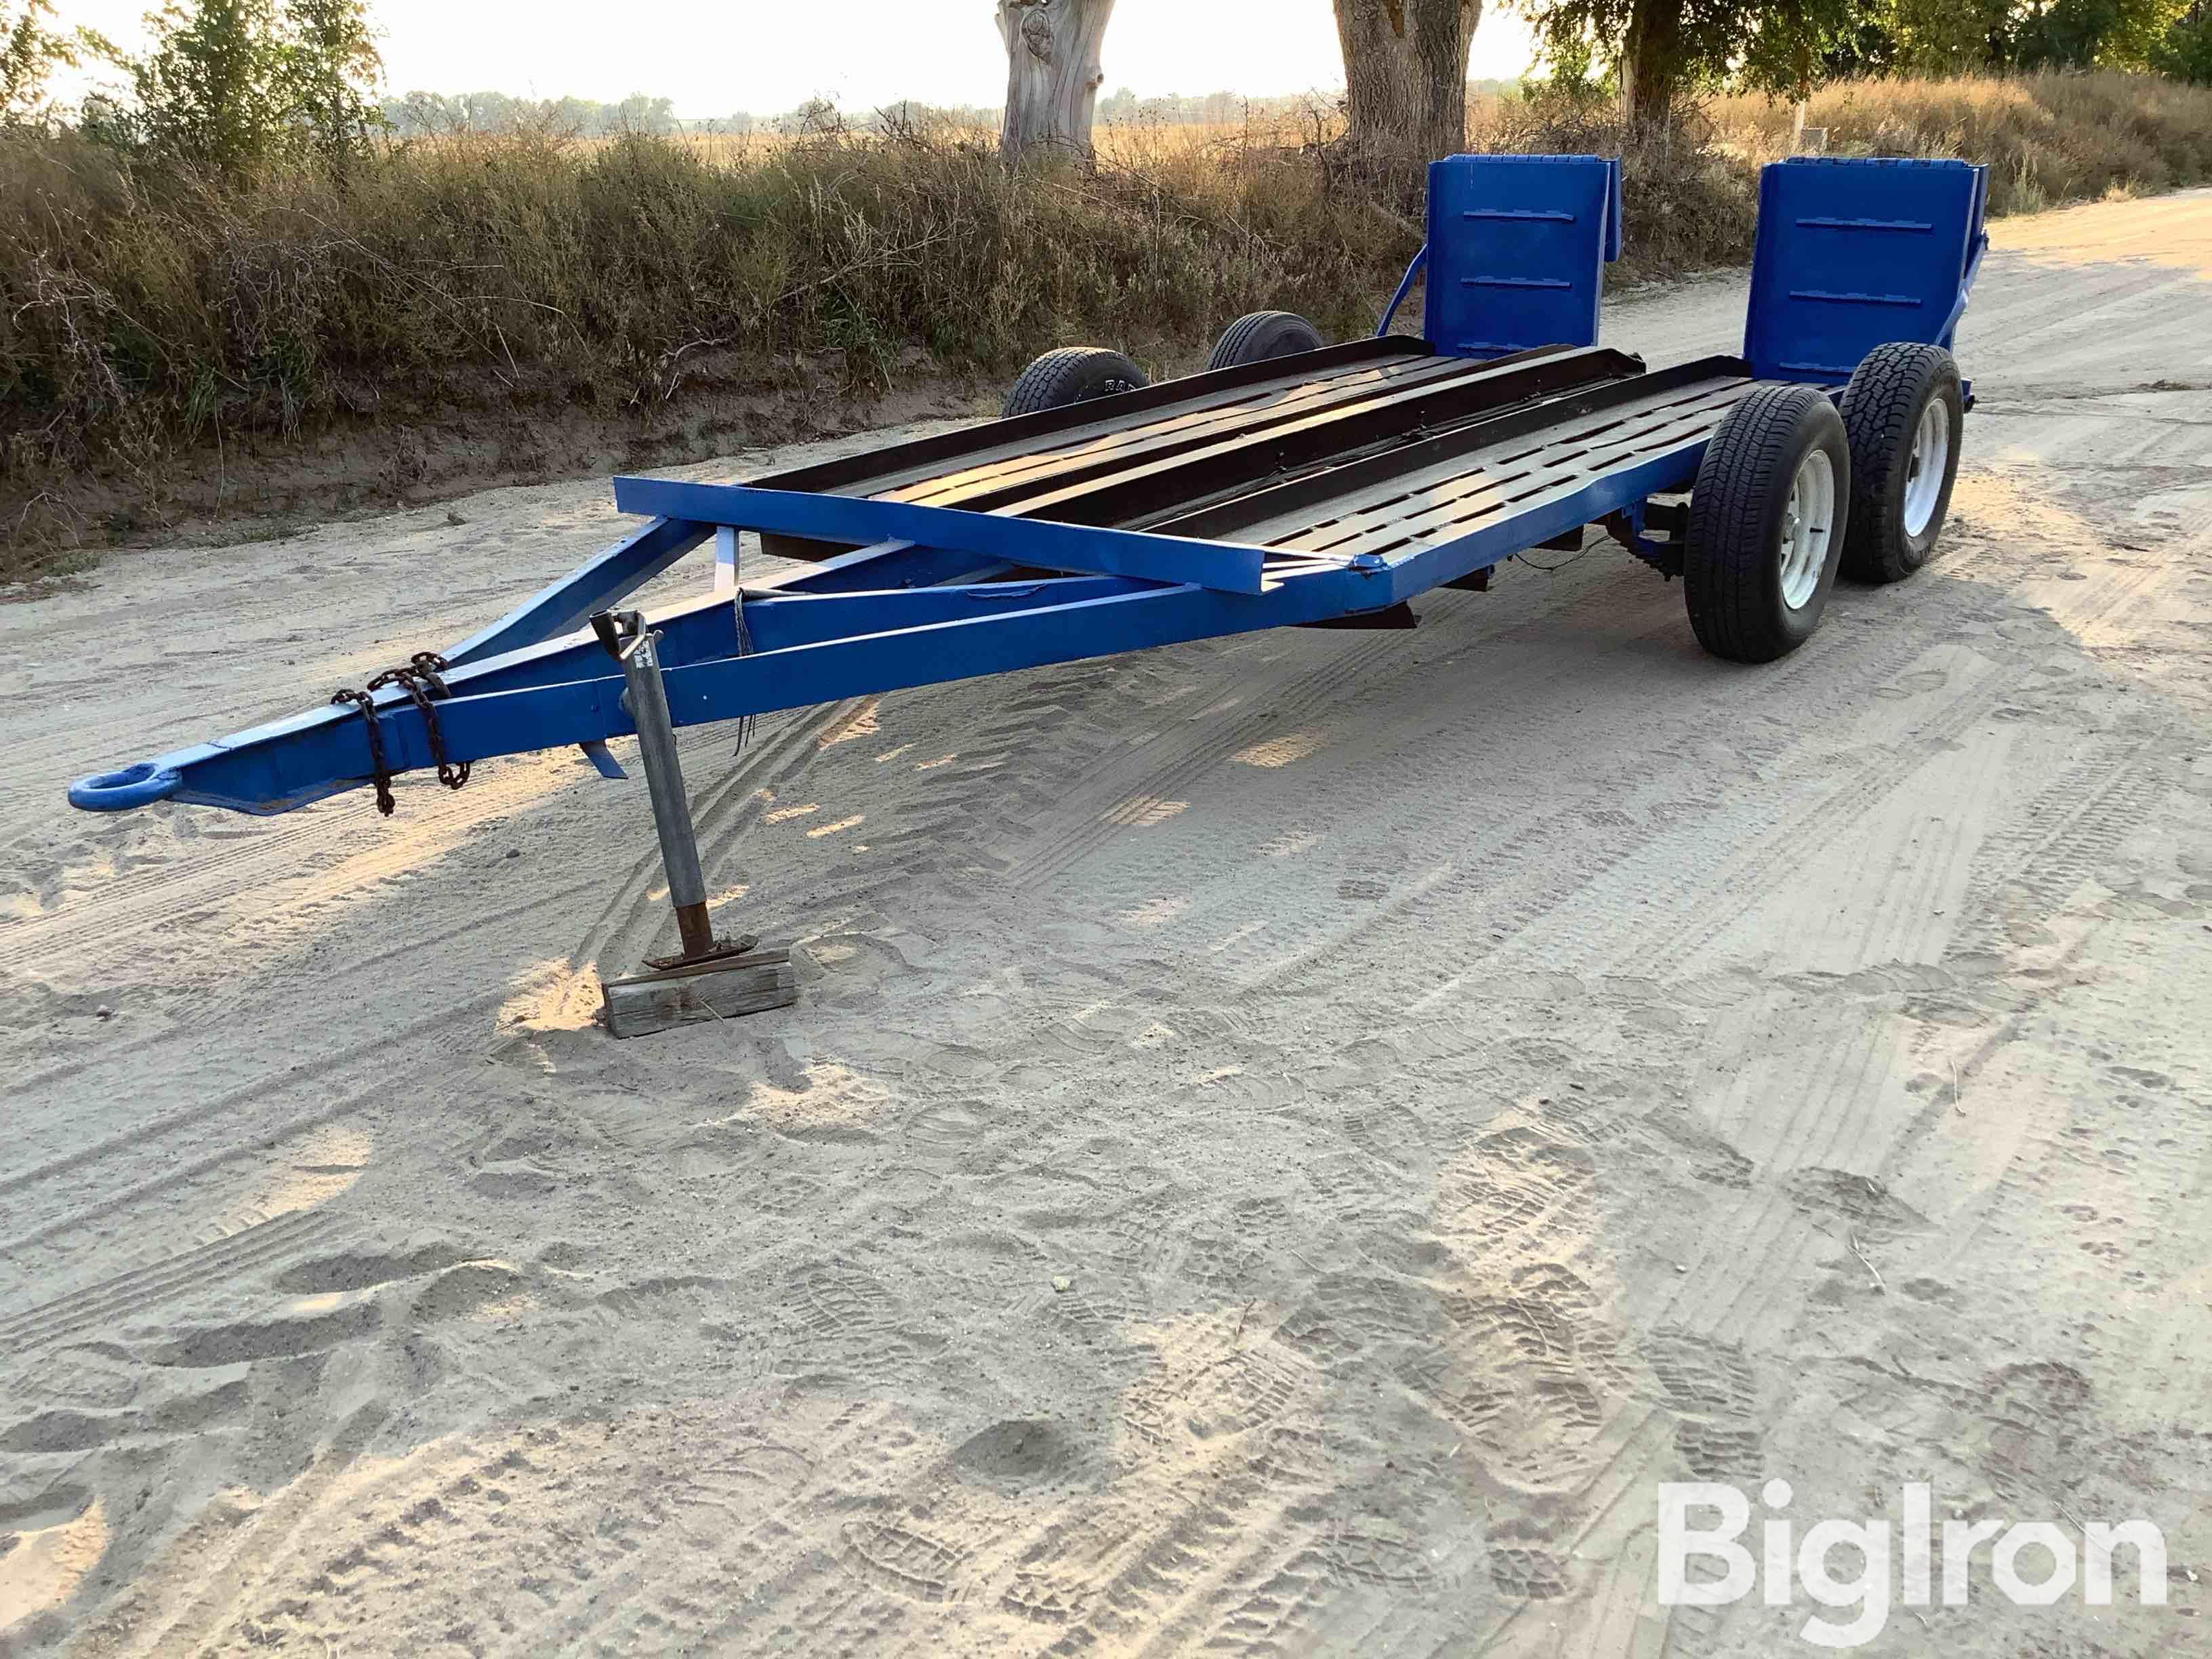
[68,155,1988,1004]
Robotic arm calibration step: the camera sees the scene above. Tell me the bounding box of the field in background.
[5,71,2211,575]
[579,72,2212,220]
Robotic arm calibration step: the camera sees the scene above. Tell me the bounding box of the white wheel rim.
[1902,398,1949,539]
[1777,447,1837,611]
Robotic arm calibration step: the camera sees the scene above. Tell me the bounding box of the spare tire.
[1003,347,1149,417]
[1207,311,1326,371]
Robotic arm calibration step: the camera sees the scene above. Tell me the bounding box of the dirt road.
[5,190,2209,1656]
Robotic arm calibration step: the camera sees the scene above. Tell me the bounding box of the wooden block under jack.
[600,943,798,1038]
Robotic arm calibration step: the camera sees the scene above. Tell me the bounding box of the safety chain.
[329,686,394,815]
[331,650,470,817]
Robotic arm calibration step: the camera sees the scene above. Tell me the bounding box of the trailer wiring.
[1515,544,1593,575]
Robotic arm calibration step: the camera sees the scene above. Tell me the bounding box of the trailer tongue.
[68,156,1987,1031]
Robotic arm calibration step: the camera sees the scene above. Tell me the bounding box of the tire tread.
[1206,311,1325,372]
[1003,348,1148,418]
[1683,383,1846,663]
[1836,342,1961,583]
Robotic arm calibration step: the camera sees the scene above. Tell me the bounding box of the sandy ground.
[4,190,2211,1658]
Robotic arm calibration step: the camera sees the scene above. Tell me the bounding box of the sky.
[56,1,1543,117]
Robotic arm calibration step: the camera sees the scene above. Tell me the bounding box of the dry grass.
[5,70,2210,576]
[1710,72,2212,214]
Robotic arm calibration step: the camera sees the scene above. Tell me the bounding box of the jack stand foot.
[645,930,759,974]
[600,943,798,1038]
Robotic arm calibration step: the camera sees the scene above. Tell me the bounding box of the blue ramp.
[1421,154,1624,359]
[1743,157,1989,383]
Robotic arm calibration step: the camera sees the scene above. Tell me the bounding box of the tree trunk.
[1619,0,1684,130]
[1332,0,1483,166]
[997,0,1116,161]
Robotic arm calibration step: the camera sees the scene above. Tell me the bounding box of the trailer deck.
[753,340,1645,546]
[739,340,1754,570]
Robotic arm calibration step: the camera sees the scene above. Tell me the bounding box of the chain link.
[331,650,470,815]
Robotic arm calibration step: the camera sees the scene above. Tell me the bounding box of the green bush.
[106,0,382,178]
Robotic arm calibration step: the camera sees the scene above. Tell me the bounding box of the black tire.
[1002,347,1149,417]
[1683,383,1851,664]
[1836,342,1963,584]
[1206,310,1325,372]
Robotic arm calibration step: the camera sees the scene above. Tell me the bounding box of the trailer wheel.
[1836,342,1963,584]
[1207,311,1325,371]
[1682,383,1851,664]
[1003,348,1149,418]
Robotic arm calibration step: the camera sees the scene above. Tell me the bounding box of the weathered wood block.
[600,945,798,1038]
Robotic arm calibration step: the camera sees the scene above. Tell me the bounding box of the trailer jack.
[590,609,798,1037]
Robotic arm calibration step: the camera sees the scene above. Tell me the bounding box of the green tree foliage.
[286,0,382,165]
[1522,0,1864,126]
[129,0,289,171]
[2153,1,2212,79]
[2014,0,2190,66]
[117,0,384,176]
[1869,0,2186,70]
[1525,0,2198,126]
[2,0,112,127]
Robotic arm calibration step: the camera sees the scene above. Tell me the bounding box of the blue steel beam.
[64,520,986,815]
[611,478,1275,596]
[443,514,711,666]
[311,569,1373,783]
[67,410,1717,819]
[435,500,1030,669]
[69,560,1375,815]
[767,539,1023,594]
[1377,442,1712,603]
[450,574,1158,699]
[741,577,1151,650]
[370,558,1151,702]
